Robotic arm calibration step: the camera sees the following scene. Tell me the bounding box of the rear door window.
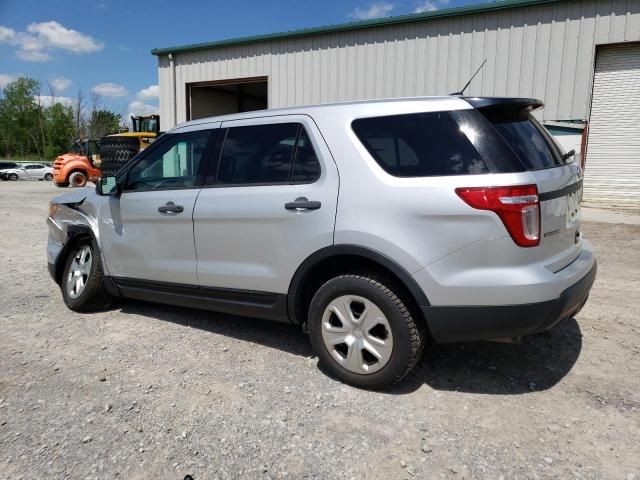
[216,124,298,185]
[291,128,321,183]
[215,123,321,185]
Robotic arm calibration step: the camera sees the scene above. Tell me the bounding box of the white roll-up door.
[585,43,640,209]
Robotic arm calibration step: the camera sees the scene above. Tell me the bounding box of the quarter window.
[352,112,491,177]
[125,130,211,191]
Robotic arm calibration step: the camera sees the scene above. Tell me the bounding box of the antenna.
[450,59,487,96]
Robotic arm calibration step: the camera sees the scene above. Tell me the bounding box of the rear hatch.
[467,97,583,270]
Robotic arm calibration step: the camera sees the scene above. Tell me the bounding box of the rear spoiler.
[462,97,544,111]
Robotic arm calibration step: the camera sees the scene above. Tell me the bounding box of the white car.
[1,163,53,181]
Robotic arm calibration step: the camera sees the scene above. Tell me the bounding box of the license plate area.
[566,187,582,228]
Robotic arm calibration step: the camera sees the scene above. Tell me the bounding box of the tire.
[60,239,112,312]
[308,273,425,389]
[100,136,140,177]
[44,173,53,181]
[69,171,88,188]
[8,173,18,181]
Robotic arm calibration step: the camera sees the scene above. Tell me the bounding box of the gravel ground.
[1,181,639,479]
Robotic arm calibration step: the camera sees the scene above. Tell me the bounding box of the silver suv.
[47,96,596,389]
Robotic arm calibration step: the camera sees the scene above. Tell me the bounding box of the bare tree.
[73,88,84,139]
[46,80,56,103]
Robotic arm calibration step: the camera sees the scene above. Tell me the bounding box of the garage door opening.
[187,77,268,121]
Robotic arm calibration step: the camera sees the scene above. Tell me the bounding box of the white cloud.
[349,2,394,20]
[16,49,51,62]
[49,76,72,92]
[414,1,439,13]
[137,84,159,100]
[92,82,128,97]
[0,21,104,62]
[26,21,103,53]
[35,95,74,107]
[0,74,18,89]
[128,100,159,117]
[0,26,16,42]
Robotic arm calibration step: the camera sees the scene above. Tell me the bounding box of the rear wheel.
[44,173,53,181]
[61,240,112,312]
[8,173,18,181]
[308,273,425,389]
[69,171,88,187]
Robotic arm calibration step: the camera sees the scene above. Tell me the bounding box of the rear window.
[352,110,523,177]
[480,108,565,170]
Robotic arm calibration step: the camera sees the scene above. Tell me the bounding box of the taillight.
[455,185,540,247]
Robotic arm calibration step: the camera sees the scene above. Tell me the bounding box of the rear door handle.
[158,202,184,214]
[285,197,322,211]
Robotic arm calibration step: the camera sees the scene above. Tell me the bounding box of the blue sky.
[0,0,485,119]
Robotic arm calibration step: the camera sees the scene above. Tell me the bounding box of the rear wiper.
[561,149,576,162]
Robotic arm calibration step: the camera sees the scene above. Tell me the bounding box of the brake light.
[455,185,540,247]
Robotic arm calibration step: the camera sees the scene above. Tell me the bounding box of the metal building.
[153,0,640,207]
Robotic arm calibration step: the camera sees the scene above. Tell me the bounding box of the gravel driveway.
[1,181,638,479]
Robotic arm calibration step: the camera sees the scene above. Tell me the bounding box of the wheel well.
[291,253,428,333]
[54,231,93,284]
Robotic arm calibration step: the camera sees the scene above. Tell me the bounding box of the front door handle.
[158,202,184,214]
[285,197,322,211]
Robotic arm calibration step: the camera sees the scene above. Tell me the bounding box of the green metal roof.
[151,0,561,55]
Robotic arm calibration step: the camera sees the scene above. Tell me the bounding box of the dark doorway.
[187,77,268,120]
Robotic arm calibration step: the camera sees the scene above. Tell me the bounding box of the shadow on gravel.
[391,317,583,396]
[118,301,582,396]
[119,300,314,357]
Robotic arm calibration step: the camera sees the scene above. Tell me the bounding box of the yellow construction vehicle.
[100,114,161,176]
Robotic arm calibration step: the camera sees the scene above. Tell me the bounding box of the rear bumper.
[424,260,597,343]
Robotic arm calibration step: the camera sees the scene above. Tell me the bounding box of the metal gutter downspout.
[168,53,177,127]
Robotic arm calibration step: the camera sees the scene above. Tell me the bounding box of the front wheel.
[69,171,88,187]
[61,240,112,312]
[308,274,425,389]
[8,173,18,181]
[44,173,53,181]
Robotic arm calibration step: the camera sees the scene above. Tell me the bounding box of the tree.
[45,103,74,158]
[0,77,41,158]
[88,109,121,139]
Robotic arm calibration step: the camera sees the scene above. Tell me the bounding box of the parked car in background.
[0,161,19,170]
[0,161,19,180]
[1,163,53,181]
[46,96,596,389]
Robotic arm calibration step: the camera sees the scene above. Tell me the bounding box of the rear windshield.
[352,110,523,177]
[479,108,566,170]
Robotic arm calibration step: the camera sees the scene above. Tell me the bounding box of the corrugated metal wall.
[158,0,640,129]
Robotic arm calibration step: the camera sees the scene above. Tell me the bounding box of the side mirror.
[97,176,121,196]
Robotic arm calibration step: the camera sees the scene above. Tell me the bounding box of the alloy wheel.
[65,245,92,299]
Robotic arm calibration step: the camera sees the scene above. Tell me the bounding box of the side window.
[27,165,42,169]
[291,128,321,183]
[125,130,211,191]
[217,123,299,185]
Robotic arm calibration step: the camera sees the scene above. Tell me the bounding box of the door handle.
[158,202,184,214]
[285,197,322,211]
